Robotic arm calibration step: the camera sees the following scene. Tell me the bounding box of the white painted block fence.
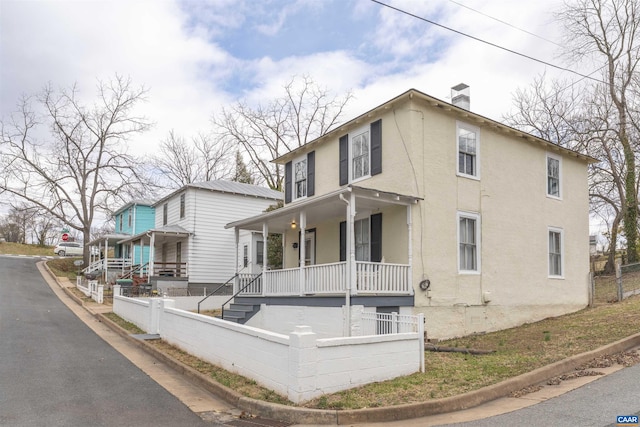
[113,294,424,403]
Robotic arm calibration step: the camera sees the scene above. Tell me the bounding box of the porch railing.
[356,261,411,294]
[253,261,411,296]
[83,258,133,274]
[152,262,187,278]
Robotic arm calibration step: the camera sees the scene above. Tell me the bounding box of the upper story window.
[162,203,168,226]
[457,122,480,178]
[294,158,307,199]
[285,152,314,203]
[547,154,562,199]
[458,212,480,273]
[548,227,563,278]
[351,129,370,181]
[127,210,132,228]
[119,213,123,231]
[180,193,186,219]
[339,119,382,186]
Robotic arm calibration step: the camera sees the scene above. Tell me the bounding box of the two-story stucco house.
[120,180,283,291]
[227,87,594,340]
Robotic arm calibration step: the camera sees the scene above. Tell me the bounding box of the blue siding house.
[113,200,155,265]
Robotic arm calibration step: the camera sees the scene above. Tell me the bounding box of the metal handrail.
[120,262,149,280]
[220,273,263,319]
[197,273,238,314]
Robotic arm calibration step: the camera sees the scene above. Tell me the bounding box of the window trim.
[546,153,562,200]
[457,211,481,274]
[548,227,564,279]
[456,121,481,180]
[350,125,371,183]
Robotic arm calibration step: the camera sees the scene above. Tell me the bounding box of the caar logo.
[617,415,639,426]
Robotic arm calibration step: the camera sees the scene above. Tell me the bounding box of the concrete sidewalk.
[41,262,640,426]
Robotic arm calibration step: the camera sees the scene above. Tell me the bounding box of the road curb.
[43,265,640,425]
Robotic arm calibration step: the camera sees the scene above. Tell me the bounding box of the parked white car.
[54,242,83,257]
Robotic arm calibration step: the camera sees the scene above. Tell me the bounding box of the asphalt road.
[0,255,215,427]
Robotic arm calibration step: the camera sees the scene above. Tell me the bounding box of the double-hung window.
[458,212,480,272]
[294,158,307,199]
[162,203,168,226]
[457,122,480,178]
[180,193,186,218]
[352,129,370,181]
[547,154,561,198]
[549,228,563,277]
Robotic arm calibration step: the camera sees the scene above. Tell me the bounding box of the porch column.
[407,204,413,293]
[299,211,306,296]
[234,227,240,294]
[262,222,268,297]
[103,237,108,283]
[148,233,155,283]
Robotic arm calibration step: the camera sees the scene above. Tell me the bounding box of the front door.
[304,230,316,266]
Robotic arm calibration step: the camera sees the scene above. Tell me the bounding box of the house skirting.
[234,295,414,307]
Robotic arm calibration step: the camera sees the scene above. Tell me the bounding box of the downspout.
[339,190,354,337]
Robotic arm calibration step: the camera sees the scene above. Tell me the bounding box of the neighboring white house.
[227,86,595,340]
[119,181,282,290]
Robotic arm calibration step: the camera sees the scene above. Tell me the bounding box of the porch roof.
[226,185,421,233]
[117,225,191,244]
[87,233,131,247]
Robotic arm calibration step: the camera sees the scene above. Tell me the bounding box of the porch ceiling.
[227,185,421,233]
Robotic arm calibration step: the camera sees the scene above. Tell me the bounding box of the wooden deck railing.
[152,262,187,278]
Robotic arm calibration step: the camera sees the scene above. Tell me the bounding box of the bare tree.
[506,0,640,269]
[561,0,640,263]
[0,75,152,261]
[150,130,234,189]
[212,75,353,190]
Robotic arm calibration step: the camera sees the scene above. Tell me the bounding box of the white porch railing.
[238,273,262,295]
[83,258,133,274]
[246,261,411,297]
[355,261,411,294]
[306,262,346,294]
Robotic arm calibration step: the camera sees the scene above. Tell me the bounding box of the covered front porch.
[118,225,191,281]
[227,185,421,298]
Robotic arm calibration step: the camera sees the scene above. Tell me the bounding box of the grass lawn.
[0,242,53,256]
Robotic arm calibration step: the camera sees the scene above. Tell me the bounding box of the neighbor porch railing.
[359,311,422,335]
[152,262,187,278]
[240,261,411,297]
[83,257,133,275]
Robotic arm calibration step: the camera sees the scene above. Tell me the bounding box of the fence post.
[392,312,398,334]
[616,260,623,302]
[113,284,121,297]
[97,284,104,304]
[287,326,318,403]
[418,313,425,373]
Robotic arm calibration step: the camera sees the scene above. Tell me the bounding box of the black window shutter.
[339,135,349,185]
[371,119,382,176]
[339,221,346,262]
[284,161,292,203]
[371,213,382,262]
[307,151,315,197]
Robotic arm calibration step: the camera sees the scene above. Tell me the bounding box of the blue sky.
[1,0,570,158]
